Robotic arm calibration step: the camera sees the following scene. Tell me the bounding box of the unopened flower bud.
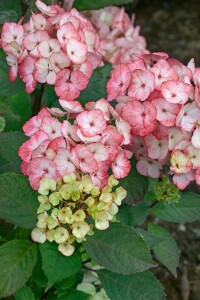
[63,173,76,184]
[52,208,59,217]
[47,215,58,230]
[99,193,113,203]
[113,187,127,205]
[71,191,81,201]
[59,185,71,200]
[91,186,100,197]
[95,212,109,230]
[49,192,62,206]
[108,175,119,187]
[54,227,69,244]
[46,229,55,242]
[74,210,86,222]
[97,202,109,211]
[72,221,90,239]
[38,178,56,195]
[31,228,46,243]
[37,203,51,214]
[85,197,95,207]
[58,242,75,256]
[38,195,49,204]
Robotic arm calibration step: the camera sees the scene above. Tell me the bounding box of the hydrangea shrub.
[0,1,200,300]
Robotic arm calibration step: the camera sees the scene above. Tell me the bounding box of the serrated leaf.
[0,49,25,96]
[151,192,200,223]
[0,131,27,173]
[83,223,156,275]
[15,285,36,300]
[58,290,89,300]
[73,0,132,10]
[98,269,166,300]
[119,158,148,204]
[148,223,179,277]
[117,202,149,227]
[135,228,166,249]
[0,173,38,228]
[0,240,37,298]
[0,0,22,23]
[31,249,48,288]
[77,65,111,106]
[39,242,82,287]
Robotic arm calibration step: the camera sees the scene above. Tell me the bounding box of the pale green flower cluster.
[154,176,180,204]
[31,174,127,256]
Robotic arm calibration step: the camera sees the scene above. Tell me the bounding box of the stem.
[150,200,158,208]
[82,266,98,273]
[35,83,45,115]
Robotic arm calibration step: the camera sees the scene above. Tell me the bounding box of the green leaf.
[0,131,27,173]
[117,202,149,227]
[148,223,179,277]
[23,0,51,23]
[0,117,6,132]
[151,192,200,223]
[78,65,112,106]
[39,242,82,287]
[0,0,22,23]
[0,91,31,131]
[0,173,38,228]
[43,85,59,108]
[0,240,37,298]
[6,227,31,241]
[83,223,156,275]
[119,158,148,204]
[135,228,166,249]
[58,290,89,300]
[73,0,132,10]
[0,49,25,96]
[31,249,48,288]
[15,285,36,300]
[98,269,166,300]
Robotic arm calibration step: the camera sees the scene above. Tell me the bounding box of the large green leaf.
[15,285,36,300]
[31,249,48,288]
[0,0,22,23]
[0,131,27,173]
[0,173,38,228]
[0,49,25,96]
[117,202,149,227]
[0,91,31,131]
[83,223,156,275]
[73,0,132,10]
[119,158,148,204]
[39,242,82,287]
[151,192,200,223]
[58,290,89,300]
[0,240,37,298]
[77,64,112,105]
[135,228,166,249]
[98,269,166,300]
[148,223,179,277]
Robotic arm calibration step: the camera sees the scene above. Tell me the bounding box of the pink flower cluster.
[106,52,200,189]
[1,0,102,101]
[87,6,148,64]
[18,99,131,190]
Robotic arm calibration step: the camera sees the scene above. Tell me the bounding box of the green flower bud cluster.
[154,176,180,204]
[31,174,127,256]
